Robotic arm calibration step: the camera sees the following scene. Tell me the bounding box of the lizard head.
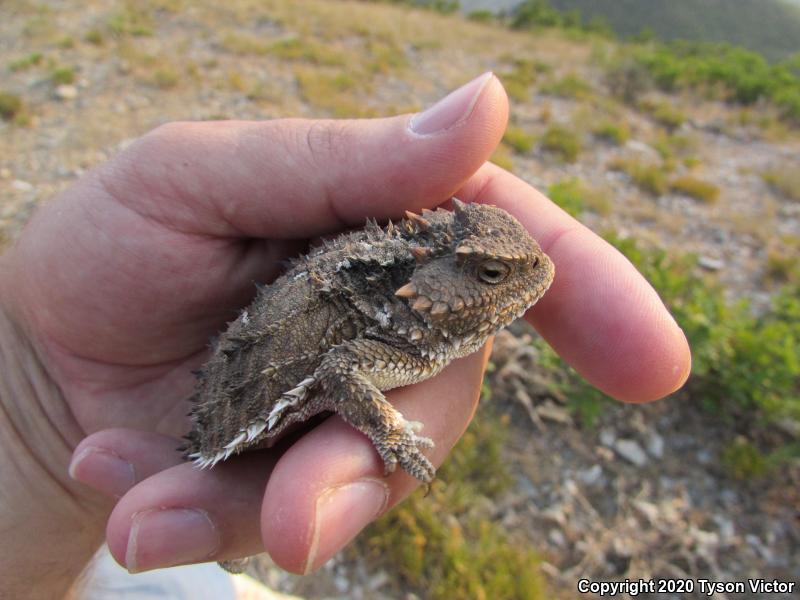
[395,199,554,340]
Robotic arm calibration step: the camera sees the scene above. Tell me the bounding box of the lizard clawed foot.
[218,557,250,574]
[375,426,436,483]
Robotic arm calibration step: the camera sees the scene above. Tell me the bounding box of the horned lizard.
[183,199,553,485]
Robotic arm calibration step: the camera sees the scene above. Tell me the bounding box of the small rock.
[646,432,665,459]
[595,446,615,462]
[614,439,648,467]
[720,488,739,507]
[516,475,538,498]
[599,428,616,447]
[696,449,713,464]
[632,499,659,523]
[54,84,78,100]
[537,401,573,425]
[367,570,389,591]
[698,255,724,271]
[333,573,349,593]
[626,140,660,160]
[549,528,567,547]
[11,179,33,192]
[578,465,603,486]
[712,514,735,542]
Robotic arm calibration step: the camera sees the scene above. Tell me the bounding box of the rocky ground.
[2,1,798,598]
[245,326,799,600]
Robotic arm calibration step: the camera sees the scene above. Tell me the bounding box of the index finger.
[458,162,691,403]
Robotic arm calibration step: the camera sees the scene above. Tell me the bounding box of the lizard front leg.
[315,339,441,483]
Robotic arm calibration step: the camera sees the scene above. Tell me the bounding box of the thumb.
[102,72,508,238]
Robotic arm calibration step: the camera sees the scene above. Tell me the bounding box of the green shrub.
[722,438,770,479]
[541,73,594,99]
[534,232,800,436]
[152,67,179,89]
[467,10,494,23]
[85,28,104,45]
[511,0,612,37]
[541,125,581,162]
[511,0,567,29]
[640,99,686,130]
[626,41,800,125]
[8,52,43,72]
[107,4,154,37]
[503,126,535,154]
[356,407,549,599]
[604,55,653,104]
[609,157,667,195]
[670,175,721,203]
[50,66,76,85]
[499,57,550,102]
[548,178,613,218]
[651,132,698,165]
[270,38,347,66]
[592,120,630,145]
[0,92,24,122]
[605,233,800,428]
[765,248,800,285]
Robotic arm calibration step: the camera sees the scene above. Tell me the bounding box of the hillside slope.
[2,1,799,598]
[549,0,800,60]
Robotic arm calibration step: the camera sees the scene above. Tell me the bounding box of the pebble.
[712,514,735,541]
[614,439,649,467]
[11,179,33,192]
[625,139,661,161]
[578,465,603,486]
[537,401,573,424]
[599,428,616,447]
[696,449,713,464]
[646,432,665,459]
[54,84,78,100]
[549,528,567,547]
[699,255,725,271]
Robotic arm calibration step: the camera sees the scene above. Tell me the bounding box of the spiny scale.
[184,199,554,489]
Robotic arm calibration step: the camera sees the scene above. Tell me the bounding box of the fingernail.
[126,508,220,573]
[409,71,494,136]
[304,479,389,574]
[69,446,136,498]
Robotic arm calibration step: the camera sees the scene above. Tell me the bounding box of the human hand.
[0,73,689,586]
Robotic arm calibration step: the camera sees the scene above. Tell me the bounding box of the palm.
[18,165,311,437]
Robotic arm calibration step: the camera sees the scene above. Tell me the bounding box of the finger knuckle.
[302,120,353,170]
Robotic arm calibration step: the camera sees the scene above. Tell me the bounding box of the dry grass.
[0,92,25,122]
[541,72,594,100]
[763,165,800,202]
[609,157,668,195]
[503,125,535,154]
[670,175,721,203]
[541,124,582,162]
[592,119,630,145]
[639,98,686,130]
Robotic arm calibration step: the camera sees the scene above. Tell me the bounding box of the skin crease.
[0,74,690,598]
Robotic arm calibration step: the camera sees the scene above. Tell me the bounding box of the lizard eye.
[477,259,510,284]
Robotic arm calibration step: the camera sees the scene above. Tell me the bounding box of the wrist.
[0,257,109,599]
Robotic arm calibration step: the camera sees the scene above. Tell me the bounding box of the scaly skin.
[183,199,554,487]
